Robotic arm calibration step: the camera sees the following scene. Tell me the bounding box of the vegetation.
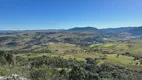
[0,27,142,80]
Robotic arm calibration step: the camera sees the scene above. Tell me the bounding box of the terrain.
[0,26,142,80]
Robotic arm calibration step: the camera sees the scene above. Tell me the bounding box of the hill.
[100,26,142,36]
[100,27,133,33]
[128,26,142,35]
[68,27,99,32]
[1,26,142,80]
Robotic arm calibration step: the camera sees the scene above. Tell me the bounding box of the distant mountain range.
[127,26,142,35]
[67,26,142,35]
[100,27,134,33]
[68,27,99,32]
[0,26,142,35]
[102,26,142,35]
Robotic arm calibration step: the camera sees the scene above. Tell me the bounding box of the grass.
[16,52,142,71]
[103,43,114,47]
[48,43,81,54]
[14,41,142,71]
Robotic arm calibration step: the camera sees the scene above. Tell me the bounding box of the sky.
[0,0,142,30]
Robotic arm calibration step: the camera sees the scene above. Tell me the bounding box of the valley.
[1,27,142,80]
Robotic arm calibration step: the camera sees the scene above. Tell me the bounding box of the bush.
[30,65,56,80]
[0,67,8,76]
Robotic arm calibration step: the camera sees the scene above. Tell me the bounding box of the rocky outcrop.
[0,74,28,80]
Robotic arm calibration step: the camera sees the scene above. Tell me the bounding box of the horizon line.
[0,26,141,31]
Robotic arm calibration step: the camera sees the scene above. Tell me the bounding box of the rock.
[0,74,28,80]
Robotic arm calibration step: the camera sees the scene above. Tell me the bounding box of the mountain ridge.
[1,26,142,35]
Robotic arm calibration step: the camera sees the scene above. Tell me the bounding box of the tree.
[69,66,86,80]
[0,51,14,65]
[5,53,14,65]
